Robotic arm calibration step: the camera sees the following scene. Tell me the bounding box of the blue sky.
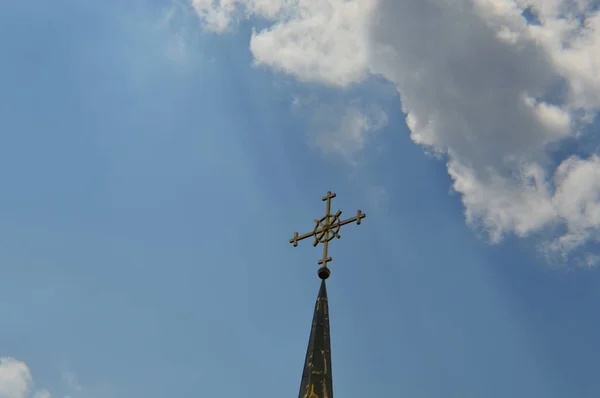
[2,0,600,397]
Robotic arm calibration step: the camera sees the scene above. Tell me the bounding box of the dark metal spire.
[290,192,366,398]
[299,279,333,398]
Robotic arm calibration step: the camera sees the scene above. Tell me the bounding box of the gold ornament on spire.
[289,191,366,279]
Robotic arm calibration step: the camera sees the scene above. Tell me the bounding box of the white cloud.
[307,102,387,162]
[367,0,600,264]
[191,0,239,32]
[0,358,86,398]
[249,0,374,86]
[192,0,374,86]
[193,0,600,264]
[0,357,51,398]
[191,0,291,32]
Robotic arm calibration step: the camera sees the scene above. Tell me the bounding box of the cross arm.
[338,210,366,226]
[289,230,316,247]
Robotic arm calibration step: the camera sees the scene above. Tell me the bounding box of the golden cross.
[289,191,366,279]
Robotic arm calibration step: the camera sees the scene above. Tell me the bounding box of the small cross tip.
[290,232,299,246]
[322,191,336,201]
[356,210,366,225]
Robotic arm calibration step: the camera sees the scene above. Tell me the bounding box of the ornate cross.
[289,191,366,279]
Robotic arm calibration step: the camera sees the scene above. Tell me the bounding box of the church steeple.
[289,191,366,398]
[299,279,333,398]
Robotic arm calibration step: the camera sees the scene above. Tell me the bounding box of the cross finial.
[289,191,366,279]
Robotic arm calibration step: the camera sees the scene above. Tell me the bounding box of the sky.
[2,0,600,397]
